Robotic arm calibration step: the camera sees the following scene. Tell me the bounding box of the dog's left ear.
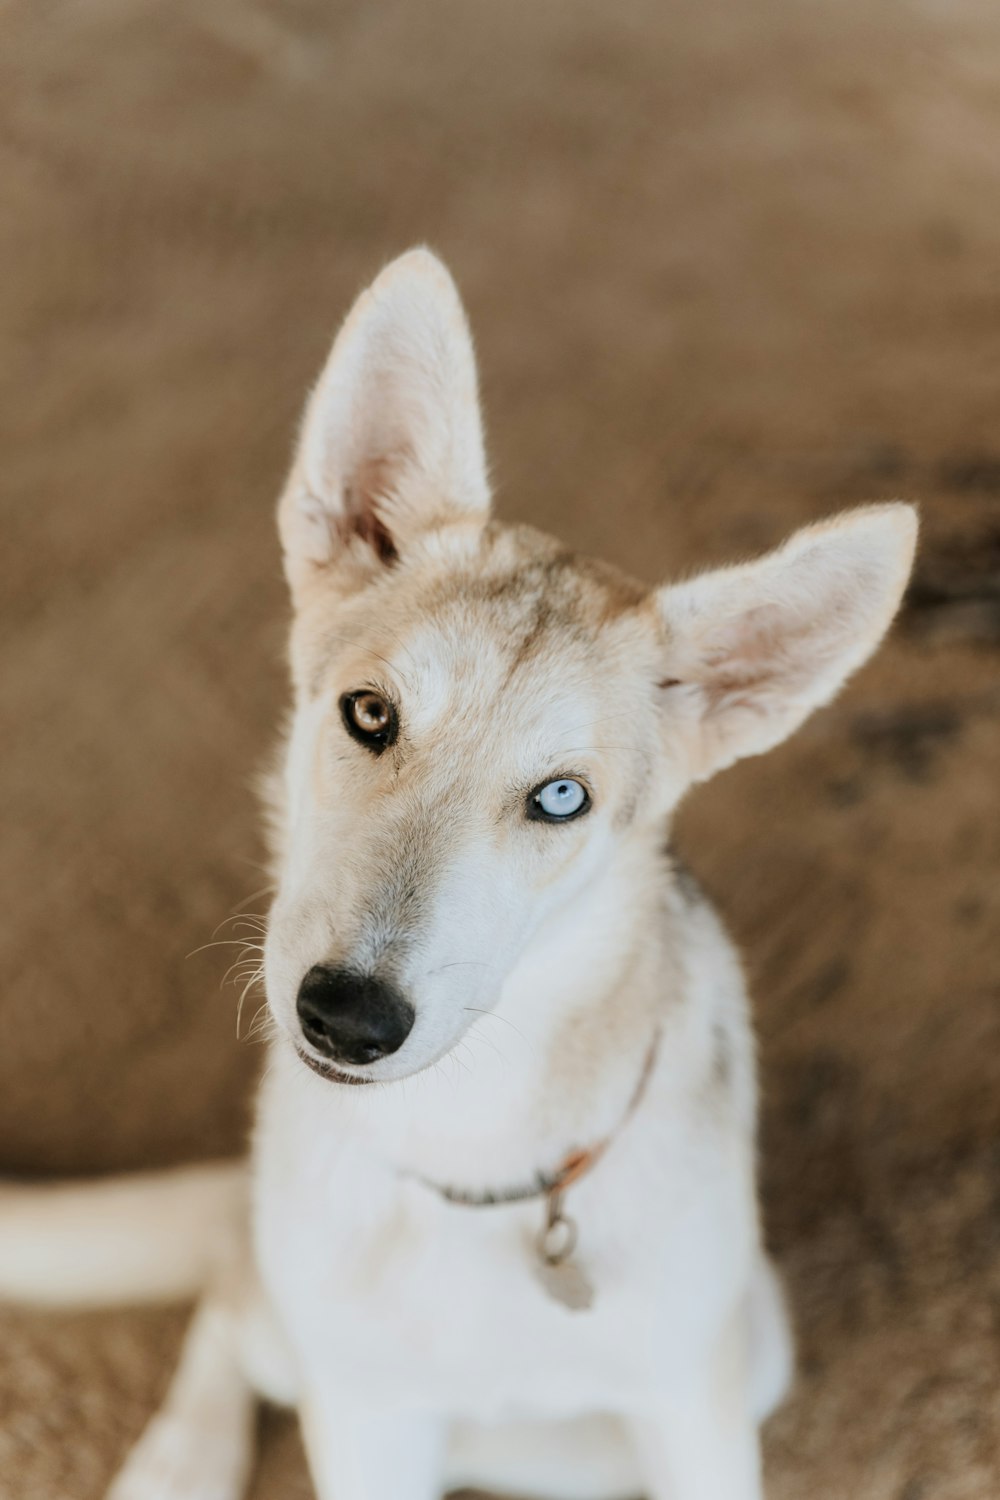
[279,248,490,598]
[655,504,918,781]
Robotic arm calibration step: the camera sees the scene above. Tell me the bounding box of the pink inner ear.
[351,506,398,564]
[340,452,407,563]
[698,596,847,718]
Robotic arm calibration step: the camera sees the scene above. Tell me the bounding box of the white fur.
[0,250,915,1500]
[250,889,788,1500]
[0,1163,244,1309]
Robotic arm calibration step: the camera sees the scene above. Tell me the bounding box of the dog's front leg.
[626,1321,763,1500]
[628,1393,762,1500]
[106,1297,255,1500]
[300,1395,447,1500]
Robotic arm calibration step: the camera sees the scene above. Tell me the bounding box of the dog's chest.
[260,1177,648,1414]
[253,1101,755,1418]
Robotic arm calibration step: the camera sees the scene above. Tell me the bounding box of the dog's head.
[263,249,917,1085]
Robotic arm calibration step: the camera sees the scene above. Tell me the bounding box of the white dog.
[0,250,917,1500]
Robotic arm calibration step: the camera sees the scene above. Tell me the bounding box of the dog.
[0,249,917,1500]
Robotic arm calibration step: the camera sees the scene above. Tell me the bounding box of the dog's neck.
[264,842,694,1192]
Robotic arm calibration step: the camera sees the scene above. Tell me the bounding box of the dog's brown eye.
[352,693,390,733]
[340,691,398,753]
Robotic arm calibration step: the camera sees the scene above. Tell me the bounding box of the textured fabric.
[2,1,999,1495]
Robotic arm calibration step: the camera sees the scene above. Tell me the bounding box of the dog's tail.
[0,1161,246,1309]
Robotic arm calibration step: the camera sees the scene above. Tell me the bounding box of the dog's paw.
[107,1413,250,1500]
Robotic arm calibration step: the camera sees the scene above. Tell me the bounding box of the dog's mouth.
[295,1048,377,1086]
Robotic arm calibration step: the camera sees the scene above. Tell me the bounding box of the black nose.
[296,965,415,1066]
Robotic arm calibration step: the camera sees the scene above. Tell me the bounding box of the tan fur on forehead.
[464,524,649,618]
[417,528,653,683]
[292,519,655,700]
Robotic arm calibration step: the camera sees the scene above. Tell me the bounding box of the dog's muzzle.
[296,964,415,1068]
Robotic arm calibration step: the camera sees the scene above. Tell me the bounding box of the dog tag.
[535,1192,594,1312]
[535,1253,595,1311]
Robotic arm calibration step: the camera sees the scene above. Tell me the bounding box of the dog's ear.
[654,504,918,781]
[279,248,490,597]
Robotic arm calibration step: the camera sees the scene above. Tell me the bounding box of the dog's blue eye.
[529,778,590,822]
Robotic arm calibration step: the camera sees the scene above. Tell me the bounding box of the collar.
[412,1025,661,1210]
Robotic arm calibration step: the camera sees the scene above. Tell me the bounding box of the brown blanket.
[2,1,998,1495]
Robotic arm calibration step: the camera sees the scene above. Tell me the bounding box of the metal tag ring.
[537,1212,578,1266]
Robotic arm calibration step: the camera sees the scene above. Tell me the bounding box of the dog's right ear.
[653,503,918,782]
[279,248,491,599]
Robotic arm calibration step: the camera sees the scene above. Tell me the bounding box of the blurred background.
[2,1,999,1496]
